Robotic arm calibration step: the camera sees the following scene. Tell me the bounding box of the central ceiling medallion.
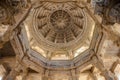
[50,10,71,31]
[49,9,75,43]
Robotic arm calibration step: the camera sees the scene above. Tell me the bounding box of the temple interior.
[0,0,120,80]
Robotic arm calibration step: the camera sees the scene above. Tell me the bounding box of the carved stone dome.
[30,2,87,50]
[25,2,95,60]
[36,8,84,44]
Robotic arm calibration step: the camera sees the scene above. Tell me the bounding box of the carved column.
[4,69,19,80]
[90,68,98,80]
[70,69,79,80]
[4,62,22,80]
[42,69,50,80]
[91,73,98,80]
[21,68,28,80]
[91,56,117,80]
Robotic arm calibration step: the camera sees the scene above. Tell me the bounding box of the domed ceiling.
[33,3,85,45]
[0,0,120,80]
[24,1,95,60]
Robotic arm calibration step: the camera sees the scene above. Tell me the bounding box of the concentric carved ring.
[50,10,71,31]
[31,2,87,51]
